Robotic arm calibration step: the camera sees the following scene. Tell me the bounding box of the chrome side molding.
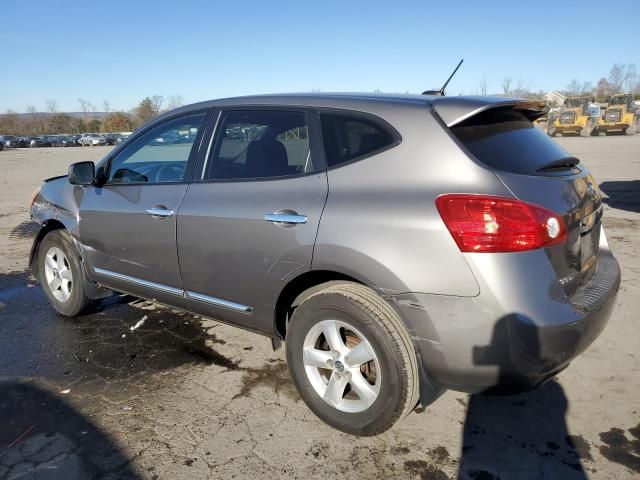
[93,267,183,296]
[185,291,253,313]
[92,267,252,313]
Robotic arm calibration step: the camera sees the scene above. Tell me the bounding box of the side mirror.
[68,161,95,185]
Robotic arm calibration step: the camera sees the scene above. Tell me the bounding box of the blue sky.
[1,0,638,112]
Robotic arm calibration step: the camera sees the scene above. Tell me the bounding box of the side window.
[207,110,312,180]
[107,113,205,184]
[320,112,396,167]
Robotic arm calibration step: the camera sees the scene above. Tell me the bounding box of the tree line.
[0,94,184,136]
[479,63,640,106]
[3,63,639,136]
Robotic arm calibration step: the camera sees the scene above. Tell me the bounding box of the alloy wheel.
[302,319,381,413]
[44,246,73,302]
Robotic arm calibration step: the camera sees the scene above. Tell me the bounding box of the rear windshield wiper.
[536,156,580,172]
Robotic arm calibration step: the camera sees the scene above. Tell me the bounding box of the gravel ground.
[0,137,638,480]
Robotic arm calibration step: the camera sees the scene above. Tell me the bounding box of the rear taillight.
[435,194,567,253]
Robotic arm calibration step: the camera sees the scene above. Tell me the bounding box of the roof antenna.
[422,59,464,96]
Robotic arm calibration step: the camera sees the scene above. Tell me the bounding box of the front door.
[177,109,328,333]
[80,112,208,298]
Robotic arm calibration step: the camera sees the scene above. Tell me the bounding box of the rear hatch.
[441,103,603,296]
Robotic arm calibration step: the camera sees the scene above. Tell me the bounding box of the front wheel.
[286,283,419,436]
[38,229,94,316]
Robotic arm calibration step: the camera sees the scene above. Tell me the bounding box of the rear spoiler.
[431,96,548,127]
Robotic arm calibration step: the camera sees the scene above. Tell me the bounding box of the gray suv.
[29,93,621,435]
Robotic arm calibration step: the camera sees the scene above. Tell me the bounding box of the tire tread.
[303,282,419,434]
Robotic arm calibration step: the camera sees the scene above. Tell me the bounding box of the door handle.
[265,212,307,225]
[146,207,174,218]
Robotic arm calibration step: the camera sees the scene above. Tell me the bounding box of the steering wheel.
[156,164,185,182]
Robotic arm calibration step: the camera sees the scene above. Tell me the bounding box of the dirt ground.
[0,137,638,480]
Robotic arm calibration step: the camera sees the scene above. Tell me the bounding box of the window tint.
[207,111,312,180]
[320,113,396,167]
[107,113,205,184]
[450,107,574,176]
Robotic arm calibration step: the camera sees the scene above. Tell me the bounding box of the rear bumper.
[390,233,620,394]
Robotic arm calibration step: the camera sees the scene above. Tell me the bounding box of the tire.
[286,282,419,436]
[38,229,94,316]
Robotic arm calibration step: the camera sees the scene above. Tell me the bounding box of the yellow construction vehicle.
[548,96,598,137]
[596,94,639,135]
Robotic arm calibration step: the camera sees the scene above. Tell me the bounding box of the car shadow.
[0,270,239,387]
[599,181,640,213]
[0,380,141,479]
[457,315,593,479]
[457,381,592,479]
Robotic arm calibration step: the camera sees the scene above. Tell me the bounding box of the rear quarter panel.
[313,106,513,296]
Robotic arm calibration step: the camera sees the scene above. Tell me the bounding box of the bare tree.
[150,95,164,115]
[609,64,627,92]
[78,98,91,122]
[26,106,41,135]
[501,76,512,95]
[581,81,594,95]
[566,79,582,96]
[479,76,488,96]
[45,99,58,113]
[166,94,184,110]
[103,100,111,113]
[608,63,638,93]
[595,78,614,101]
[622,65,637,93]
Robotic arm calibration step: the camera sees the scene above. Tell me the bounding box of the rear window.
[320,112,397,168]
[451,107,574,175]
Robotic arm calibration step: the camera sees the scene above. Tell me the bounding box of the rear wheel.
[38,230,94,316]
[286,283,419,436]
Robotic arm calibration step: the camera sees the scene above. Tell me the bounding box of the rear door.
[177,108,328,333]
[448,106,603,295]
[80,111,208,299]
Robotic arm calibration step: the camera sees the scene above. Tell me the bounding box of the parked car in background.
[1,135,19,148]
[59,136,78,147]
[79,133,107,146]
[28,136,52,147]
[46,136,64,147]
[15,136,33,148]
[104,133,118,145]
[116,132,131,144]
[29,93,620,435]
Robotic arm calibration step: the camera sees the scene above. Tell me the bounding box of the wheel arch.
[273,270,368,339]
[29,219,66,278]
